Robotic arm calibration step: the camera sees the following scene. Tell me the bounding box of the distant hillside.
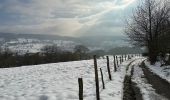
[0,33,76,41]
[0,33,128,48]
[0,33,143,54]
[107,47,144,55]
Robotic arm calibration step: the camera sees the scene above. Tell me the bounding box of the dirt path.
[140,62,170,99]
[123,58,170,100]
[123,59,143,100]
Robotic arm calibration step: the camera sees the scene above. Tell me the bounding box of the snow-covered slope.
[1,38,78,54]
[0,33,133,54]
[0,56,135,100]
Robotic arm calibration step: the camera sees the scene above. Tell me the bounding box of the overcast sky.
[0,0,137,37]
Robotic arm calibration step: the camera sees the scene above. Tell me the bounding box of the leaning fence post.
[100,68,105,89]
[106,56,112,80]
[78,78,83,100]
[93,55,100,100]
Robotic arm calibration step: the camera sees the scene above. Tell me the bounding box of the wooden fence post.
[120,56,122,64]
[114,56,117,72]
[100,68,105,89]
[78,78,83,100]
[93,55,100,100]
[122,55,124,62]
[106,56,112,80]
[116,56,119,67]
[128,55,130,60]
[124,55,125,61]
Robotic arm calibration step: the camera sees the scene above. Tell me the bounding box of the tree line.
[0,44,144,68]
[0,45,90,68]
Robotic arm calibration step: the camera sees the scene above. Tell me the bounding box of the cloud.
[0,0,137,36]
[76,9,128,36]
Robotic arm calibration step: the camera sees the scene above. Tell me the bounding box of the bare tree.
[74,45,89,54]
[0,47,2,53]
[125,0,170,63]
[41,45,60,54]
[74,45,89,60]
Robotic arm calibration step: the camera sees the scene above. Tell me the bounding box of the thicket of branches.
[125,0,170,64]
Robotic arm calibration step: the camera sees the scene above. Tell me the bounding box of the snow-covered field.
[0,56,136,100]
[145,61,170,83]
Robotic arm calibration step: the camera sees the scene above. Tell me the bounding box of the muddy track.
[141,61,170,99]
[123,59,143,100]
[131,66,143,100]
[131,82,143,100]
